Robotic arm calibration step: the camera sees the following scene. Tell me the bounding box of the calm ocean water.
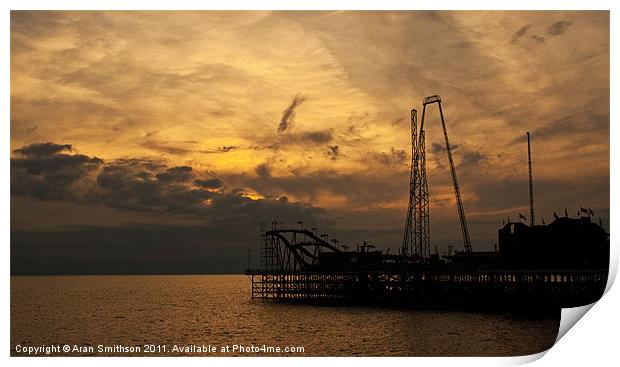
[11,275,559,356]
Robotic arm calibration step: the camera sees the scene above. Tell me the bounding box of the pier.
[247,269,607,309]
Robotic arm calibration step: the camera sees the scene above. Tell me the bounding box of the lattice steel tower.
[402,95,472,260]
[402,109,431,260]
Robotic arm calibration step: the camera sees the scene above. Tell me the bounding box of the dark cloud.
[548,20,571,36]
[327,145,340,160]
[429,143,485,174]
[194,178,224,189]
[95,161,179,211]
[431,143,444,154]
[13,142,73,157]
[92,161,231,214]
[277,94,305,133]
[11,143,103,200]
[277,129,333,146]
[300,130,332,144]
[510,24,547,45]
[155,166,194,182]
[362,147,408,167]
[200,146,239,154]
[11,142,324,220]
[255,163,271,177]
[461,150,486,168]
[510,25,531,44]
[431,142,459,154]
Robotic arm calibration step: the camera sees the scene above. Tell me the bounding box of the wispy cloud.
[277,94,306,133]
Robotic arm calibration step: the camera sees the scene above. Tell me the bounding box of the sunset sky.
[10,11,609,274]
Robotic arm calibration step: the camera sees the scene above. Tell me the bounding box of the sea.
[11,274,560,357]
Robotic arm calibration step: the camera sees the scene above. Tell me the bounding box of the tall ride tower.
[402,95,472,260]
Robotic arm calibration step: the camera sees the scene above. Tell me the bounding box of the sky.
[10,11,609,274]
